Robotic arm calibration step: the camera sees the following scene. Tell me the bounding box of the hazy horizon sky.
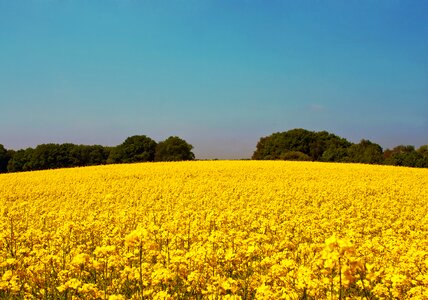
[1,0,427,159]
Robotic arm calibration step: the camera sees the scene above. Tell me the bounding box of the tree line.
[1,129,427,173]
[0,135,194,173]
[252,128,428,168]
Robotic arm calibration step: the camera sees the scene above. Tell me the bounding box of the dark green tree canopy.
[0,144,11,173]
[384,145,428,168]
[107,135,157,164]
[252,129,351,161]
[155,136,195,162]
[417,145,428,157]
[279,151,311,161]
[5,144,111,172]
[347,139,384,164]
[252,129,428,168]
[1,130,426,173]
[2,134,194,173]
[7,148,35,172]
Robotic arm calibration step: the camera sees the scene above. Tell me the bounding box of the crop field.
[0,161,427,299]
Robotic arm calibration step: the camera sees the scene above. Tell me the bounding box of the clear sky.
[1,0,427,159]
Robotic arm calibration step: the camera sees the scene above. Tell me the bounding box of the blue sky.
[1,0,427,159]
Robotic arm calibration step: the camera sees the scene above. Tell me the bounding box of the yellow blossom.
[0,160,427,298]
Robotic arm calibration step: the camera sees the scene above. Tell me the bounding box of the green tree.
[321,146,350,162]
[252,129,352,161]
[252,129,317,160]
[6,144,111,172]
[155,136,195,161]
[279,151,311,161]
[80,145,110,165]
[27,144,71,170]
[415,145,428,167]
[384,145,425,167]
[68,145,110,166]
[0,144,12,173]
[347,139,384,164]
[7,148,35,172]
[417,145,428,157]
[315,131,352,162]
[108,135,157,163]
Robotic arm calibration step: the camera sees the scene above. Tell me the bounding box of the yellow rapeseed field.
[1,161,427,299]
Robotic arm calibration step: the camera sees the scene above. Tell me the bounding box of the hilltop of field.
[1,161,427,299]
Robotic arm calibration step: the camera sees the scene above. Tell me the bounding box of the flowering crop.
[1,161,427,299]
